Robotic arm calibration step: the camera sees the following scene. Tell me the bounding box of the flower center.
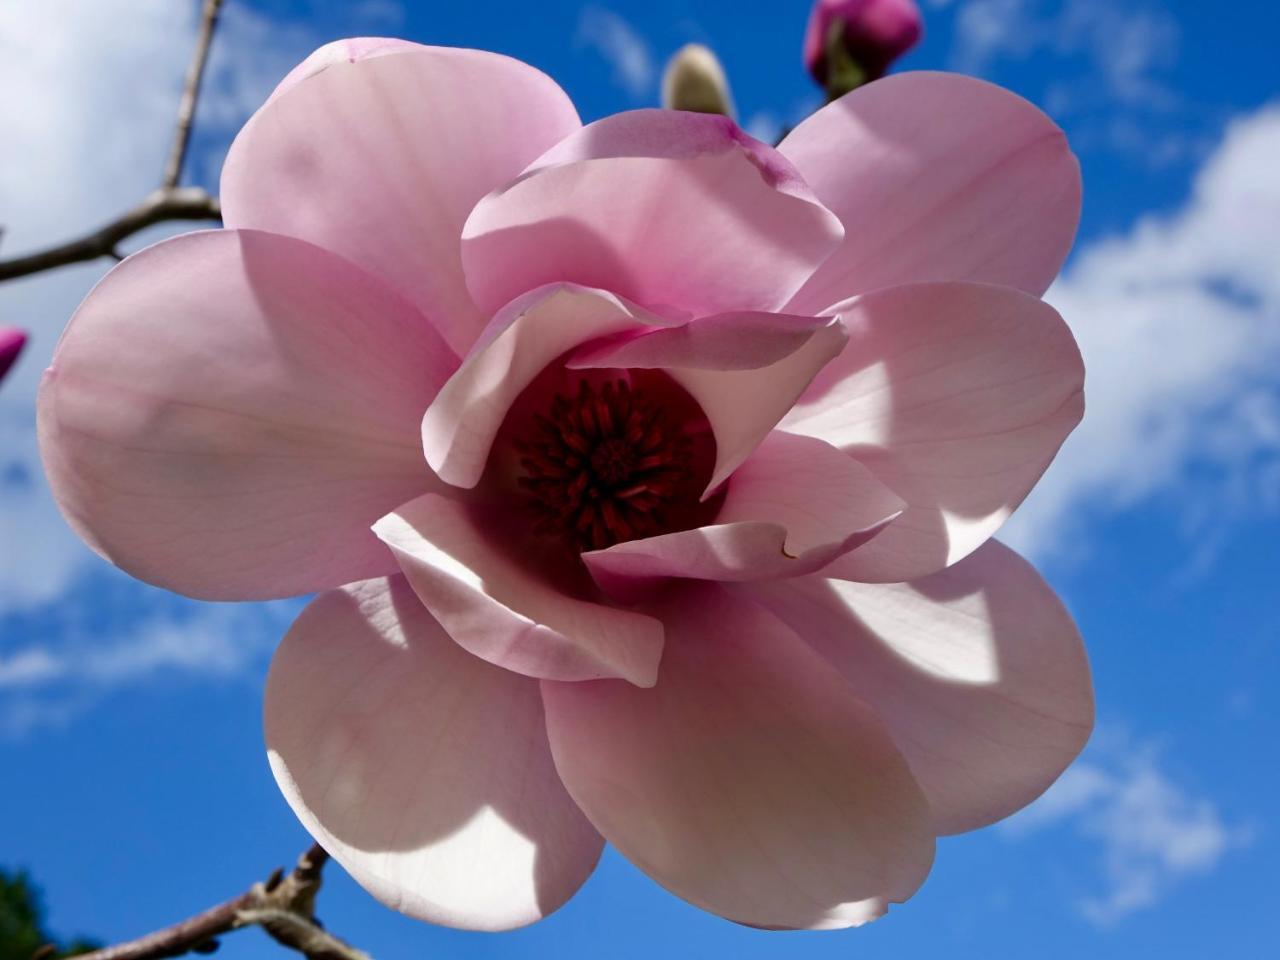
[516,378,697,550]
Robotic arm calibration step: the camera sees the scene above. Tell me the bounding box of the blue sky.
[1,0,1277,957]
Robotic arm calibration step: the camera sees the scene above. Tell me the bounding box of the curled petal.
[569,312,849,492]
[375,493,665,687]
[584,432,903,591]
[422,283,677,489]
[265,575,603,930]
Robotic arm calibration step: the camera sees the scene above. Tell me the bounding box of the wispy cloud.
[1002,101,1280,562]
[1,0,195,610]
[576,7,656,100]
[0,647,64,687]
[348,0,405,28]
[1005,733,1251,924]
[941,1,1203,167]
[950,0,1177,101]
[0,594,301,739]
[0,1,380,735]
[0,0,372,611]
[743,112,783,144]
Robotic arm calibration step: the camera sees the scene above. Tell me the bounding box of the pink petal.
[374,493,665,687]
[264,37,420,105]
[541,584,934,929]
[265,575,603,931]
[584,432,903,590]
[222,44,581,355]
[570,313,849,492]
[461,109,843,320]
[743,541,1094,834]
[780,72,1081,315]
[422,283,677,490]
[38,230,456,601]
[567,310,838,371]
[783,281,1084,583]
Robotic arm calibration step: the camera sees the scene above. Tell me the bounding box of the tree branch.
[0,0,225,283]
[52,844,369,960]
[164,0,224,189]
[0,188,220,282]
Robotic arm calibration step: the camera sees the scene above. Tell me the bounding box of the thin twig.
[0,0,225,283]
[164,0,224,188]
[55,844,369,960]
[0,188,220,282]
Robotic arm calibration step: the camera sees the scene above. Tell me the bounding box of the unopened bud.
[662,43,735,118]
[0,326,26,383]
[804,0,922,98]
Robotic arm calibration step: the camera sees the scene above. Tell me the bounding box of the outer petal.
[422,283,677,489]
[780,72,1081,314]
[742,541,1094,835]
[461,109,844,319]
[374,494,664,687]
[583,432,903,590]
[38,229,456,601]
[541,584,935,930]
[783,281,1084,583]
[222,44,581,355]
[265,575,603,931]
[264,37,419,105]
[569,313,849,491]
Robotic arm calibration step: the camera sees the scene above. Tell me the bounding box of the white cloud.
[0,0,390,609]
[0,647,66,688]
[1,0,195,608]
[576,7,656,100]
[348,0,405,28]
[1005,734,1250,924]
[0,2,385,731]
[942,1,1200,166]
[0,595,301,738]
[949,0,1040,74]
[950,0,1177,100]
[744,112,783,144]
[1002,102,1280,561]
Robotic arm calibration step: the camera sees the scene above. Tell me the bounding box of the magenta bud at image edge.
[805,0,924,82]
[0,326,27,382]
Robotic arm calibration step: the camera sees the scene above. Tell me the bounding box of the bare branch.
[54,844,369,960]
[0,0,225,284]
[164,0,225,189]
[0,188,220,282]
[70,889,253,960]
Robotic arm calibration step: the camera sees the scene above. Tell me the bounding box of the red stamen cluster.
[517,379,694,550]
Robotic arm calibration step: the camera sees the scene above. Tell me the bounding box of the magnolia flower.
[39,41,1092,932]
[805,0,923,87]
[1,327,26,384]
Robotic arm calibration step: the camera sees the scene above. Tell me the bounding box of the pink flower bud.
[804,0,923,88]
[0,326,26,383]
